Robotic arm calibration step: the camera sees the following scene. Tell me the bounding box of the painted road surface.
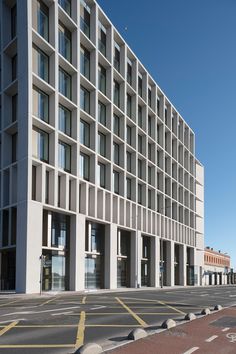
[0,286,235,353]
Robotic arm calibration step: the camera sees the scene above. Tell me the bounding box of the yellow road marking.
[12,325,78,328]
[0,321,18,336]
[81,296,86,304]
[115,297,147,327]
[39,296,59,307]
[0,345,75,348]
[0,299,21,308]
[158,300,186,315]
[75,311,86,348]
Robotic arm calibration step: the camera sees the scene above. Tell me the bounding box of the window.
[138,105,142,127]
[138,159,142,179]
[138,135,142,153]
[32,128,49,162]
[51,212,69,248]
[97,162,105,188]
[12,94,17,122]
[59,23,71,62]
[113,170,119,194]
[80,0,90,38]
[33,87,49,122]
[148,86,152,107]
[58,141,71,172]
[59,0,71,16]
[79,153,89,180]
[12,133,17,163]
[148,115,152,136]
[113,143,119,165]
[127,93,132,117]
[157,96,160,116]
[148,189,152,209]
[11,4,17,39]
[80,45,90,79]
[114,42,120,72]
[2,210,9,247]
[59,68,71,99]
[126,178,131,200]
[80,86,90,113]
[33,46,49,82]
[98,101,106,126]
[12,55,17,81]
[113,114,120,136]
[126,125,131,145]
[127,58,132,85]
[113,80,120,107]
[36,0,49,41]
[148,143,152,160]
[98,65,106,94]
[165,106,168,125]
[59,105,71,136]
[148,166,152,184]
[126,151,131,172]
[98,21,106,56]
[138,184,142,204]
[80,119,90,147]
[98,132,106,157]
[138,74,142,97]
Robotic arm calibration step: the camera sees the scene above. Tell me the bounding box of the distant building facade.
[203,247,231,285]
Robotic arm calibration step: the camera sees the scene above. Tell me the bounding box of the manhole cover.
[211,316,236,328]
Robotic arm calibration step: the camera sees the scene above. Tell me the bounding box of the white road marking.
[182,347,199,354]
[200,294,209,297]
[2,306,80,316]
[226,333,236,343]
[51,311,73,316]
[205,335,218,342]
[0,319,26,324]
[222,327,230,332]
[229,295,236,297]
[90,306,106,310]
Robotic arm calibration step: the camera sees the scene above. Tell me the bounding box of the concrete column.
[150,236,160,287]
[130,230,142,288]
[16,201,42,293]
[70,213,85,291]
[104,223,117,289]
[166,240,174,286]
[179,244,187,286]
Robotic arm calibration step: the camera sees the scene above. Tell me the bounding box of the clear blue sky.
[97,0,236,269]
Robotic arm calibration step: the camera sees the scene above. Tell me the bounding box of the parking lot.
[0,285,235,353]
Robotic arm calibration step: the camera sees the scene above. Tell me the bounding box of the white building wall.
[0,0,204,293]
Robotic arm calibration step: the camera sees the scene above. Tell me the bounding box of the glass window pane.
[59,105,71,136]
[37,0,49,41]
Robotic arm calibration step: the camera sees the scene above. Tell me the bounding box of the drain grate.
[211,316,236,328]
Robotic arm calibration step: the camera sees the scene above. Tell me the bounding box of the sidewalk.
[106,306,236,354]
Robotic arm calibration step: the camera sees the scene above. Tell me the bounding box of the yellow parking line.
[39,296,59,307]
[0,345,75,348]
[81,296,86,304]
[86,312,131,315]
[115,297,147,327]
[158,300,186,315]
[75,311,86,348]
[0,321,18,336]
[0,299,21,308]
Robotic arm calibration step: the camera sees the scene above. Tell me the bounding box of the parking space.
[0,286,235,353]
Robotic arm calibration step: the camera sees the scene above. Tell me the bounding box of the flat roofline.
[94,0,196,136]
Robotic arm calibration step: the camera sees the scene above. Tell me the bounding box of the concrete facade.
[0,0,204,293]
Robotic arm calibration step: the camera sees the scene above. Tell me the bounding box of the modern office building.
[203,247,231,285]
[0,0,204,293]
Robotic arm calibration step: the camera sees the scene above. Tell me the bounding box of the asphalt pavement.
[0,285,235,354]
